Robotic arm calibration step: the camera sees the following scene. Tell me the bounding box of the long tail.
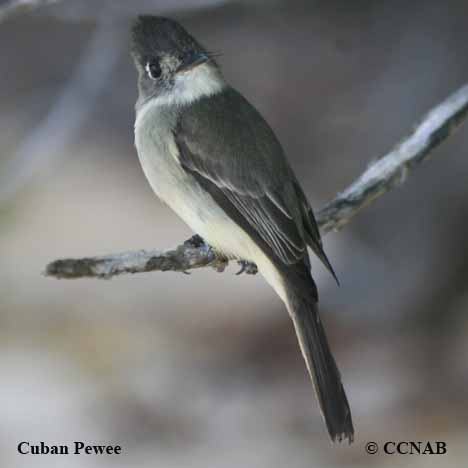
[284,270,354,443]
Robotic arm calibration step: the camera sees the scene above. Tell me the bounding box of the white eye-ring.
[145,61,162,80]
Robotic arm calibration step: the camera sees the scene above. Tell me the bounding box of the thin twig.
[45,84,468,279]
[0,0,59,22]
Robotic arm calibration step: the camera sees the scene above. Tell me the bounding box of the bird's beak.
[177,53,209,73]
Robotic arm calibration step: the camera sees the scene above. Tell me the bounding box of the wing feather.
[174,86,334,274]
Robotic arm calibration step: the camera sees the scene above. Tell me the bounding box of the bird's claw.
[214,260,228,273]
[209,252,228,272]
[184,234,205,248]
[236,260,258,275]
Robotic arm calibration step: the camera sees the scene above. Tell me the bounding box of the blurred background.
[1,0,468,466]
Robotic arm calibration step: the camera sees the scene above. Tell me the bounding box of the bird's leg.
[236,259,258,275]
[183,235,229,272]
[182,236,257,274]
[184,234,206,248]
[212,254,229,273]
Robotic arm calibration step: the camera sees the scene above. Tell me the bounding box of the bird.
[130,15,353,443]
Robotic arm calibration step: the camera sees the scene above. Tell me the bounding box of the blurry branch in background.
[45,84,468,280]
[0,20,123,203]
[0,0,59,22]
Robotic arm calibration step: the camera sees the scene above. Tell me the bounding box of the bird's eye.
[145,60,162,80]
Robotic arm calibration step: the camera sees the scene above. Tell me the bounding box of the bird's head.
[131,16,224,107]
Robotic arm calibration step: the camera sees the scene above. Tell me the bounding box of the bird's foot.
[183,235,229,272]
[184,234,206,249]
[236,260,258,275]
[212,256,229,273]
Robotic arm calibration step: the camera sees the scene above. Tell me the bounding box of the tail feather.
[287,288,354,443]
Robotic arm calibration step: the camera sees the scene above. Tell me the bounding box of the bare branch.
[45,236,228,280]
[0,0,59,22]
[317,84,468,233]
[45,84,468,279]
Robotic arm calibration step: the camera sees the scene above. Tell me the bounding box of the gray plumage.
[175,87,338,276]
[131,15,353,443]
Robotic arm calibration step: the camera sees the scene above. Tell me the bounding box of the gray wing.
[175,87,335,276]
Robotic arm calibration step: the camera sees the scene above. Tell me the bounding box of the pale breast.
[134,101,252,260]
[134,100,288,302]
